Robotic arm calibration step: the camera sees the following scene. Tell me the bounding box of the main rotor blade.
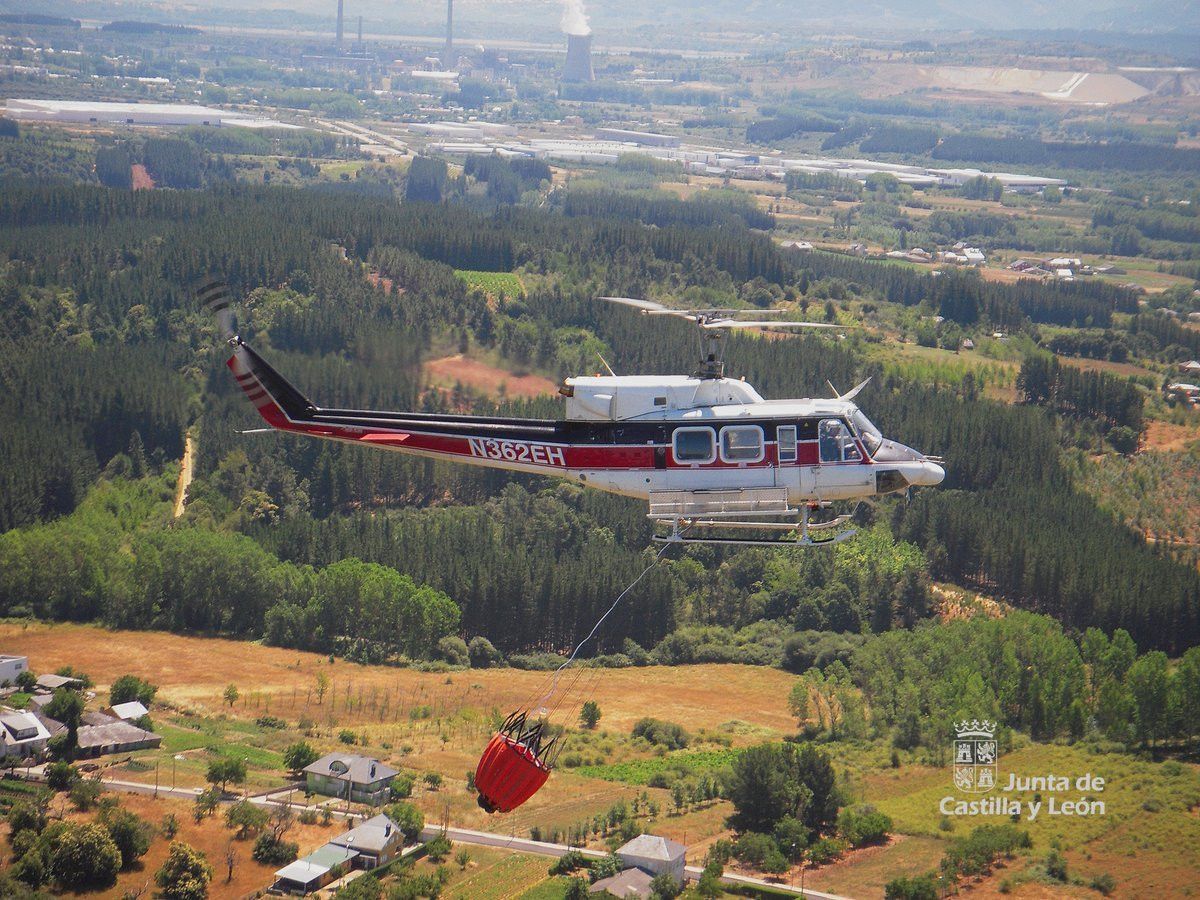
[839,377,872,401]
[652,308,792,317]
[699,320,850,330]
[596,296,671,312]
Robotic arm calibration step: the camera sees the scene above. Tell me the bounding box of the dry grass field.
[10,624,1200,898]
[3,622,795,852]
[424,354,558,399]
[3,623,796,736]
[0,791,347,899]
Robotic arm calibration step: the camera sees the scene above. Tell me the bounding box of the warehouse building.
[4,99,292,129]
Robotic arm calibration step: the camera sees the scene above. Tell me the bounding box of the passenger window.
[819,419,861,463]
[673,427,716,464]
[720,426,764,463]
[776,425,797,463]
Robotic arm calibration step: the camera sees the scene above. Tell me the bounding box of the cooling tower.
[563,33,594,82]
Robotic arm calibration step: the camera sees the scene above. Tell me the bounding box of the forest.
[1,171,1198,675]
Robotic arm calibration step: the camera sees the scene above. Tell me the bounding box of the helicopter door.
[773,425,797,490]
[814,418,872,499]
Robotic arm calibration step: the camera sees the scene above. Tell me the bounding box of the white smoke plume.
[561,0,590,35]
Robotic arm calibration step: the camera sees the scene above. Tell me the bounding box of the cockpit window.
[819,419,862,463]
[849,409,883,458]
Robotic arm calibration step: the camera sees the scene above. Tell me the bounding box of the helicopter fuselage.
[229,343,944,508]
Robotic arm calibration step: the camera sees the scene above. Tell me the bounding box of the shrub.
[104,809,152,869]
[49,822,122,889]
[385,801,425,841]
[424,834,452,862]
[807,836,848,865]
[8,801,48,837]
[549,848,586,875]
[252,833,298,865]
[338,729,357,745]
[256,715,287,729]
[733,832,777,868]
[156,841,213,900]
[283,741,319,773]
[390,775,415,799]
[589,854,622,882]
[1090,873,1117,895]
[436,636,470,666]
[650,872,684,898]
[885,873,940,900]
[631,718,689,750]
[69,779,103,811]
[580,701,602,730]
[467,636,504,668]
[46,761,79,791]
[225,799,269,839]
[839,805,892,848]
[1045,848,1068,881]
[109,675,157,707]
[773,816,810,861]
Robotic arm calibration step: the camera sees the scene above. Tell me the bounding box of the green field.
[455,269,526,299]
[575,748,740,784]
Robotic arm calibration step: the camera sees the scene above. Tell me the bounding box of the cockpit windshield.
[850,408,883,457]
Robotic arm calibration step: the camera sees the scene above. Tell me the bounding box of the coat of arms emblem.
[953,720,998,794]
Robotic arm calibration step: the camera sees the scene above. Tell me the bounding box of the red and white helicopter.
[204,286,944,546]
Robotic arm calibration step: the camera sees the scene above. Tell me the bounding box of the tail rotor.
[195,279,237,343]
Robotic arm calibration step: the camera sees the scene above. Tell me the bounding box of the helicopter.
[203,285,944,546]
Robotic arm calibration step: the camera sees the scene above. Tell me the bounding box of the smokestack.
[357,14,363,48]
[444,0,454,66]
[563,33,594,82]
[336,0,344,48]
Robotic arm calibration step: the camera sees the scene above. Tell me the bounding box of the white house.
[616,834,687,879]
[0,710,52,760]
[329,814,405,868]
[0,655,28,686]
[107,701,149,721]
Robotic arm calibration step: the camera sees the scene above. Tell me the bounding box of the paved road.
[27,771,851,900]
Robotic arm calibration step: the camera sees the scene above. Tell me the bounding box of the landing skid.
[652,507,857,548]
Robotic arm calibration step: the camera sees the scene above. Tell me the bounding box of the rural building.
[0,710,52,760]
[272,844,358,895]
[304,753,399,805]
[594,128,680,147]
[107,701,149,721]
[329,814,405,868]
[36,673,82,692]
[616,834,687,878]
[1179,360,1200,374]
[0,655,28,686]
[589,866,655,897]
[74,717,162,758]
[1165,383,1200,406]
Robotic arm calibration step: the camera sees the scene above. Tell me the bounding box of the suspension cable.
[533,540,675,715]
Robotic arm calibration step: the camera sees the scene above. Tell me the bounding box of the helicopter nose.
[912,459,945,487]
